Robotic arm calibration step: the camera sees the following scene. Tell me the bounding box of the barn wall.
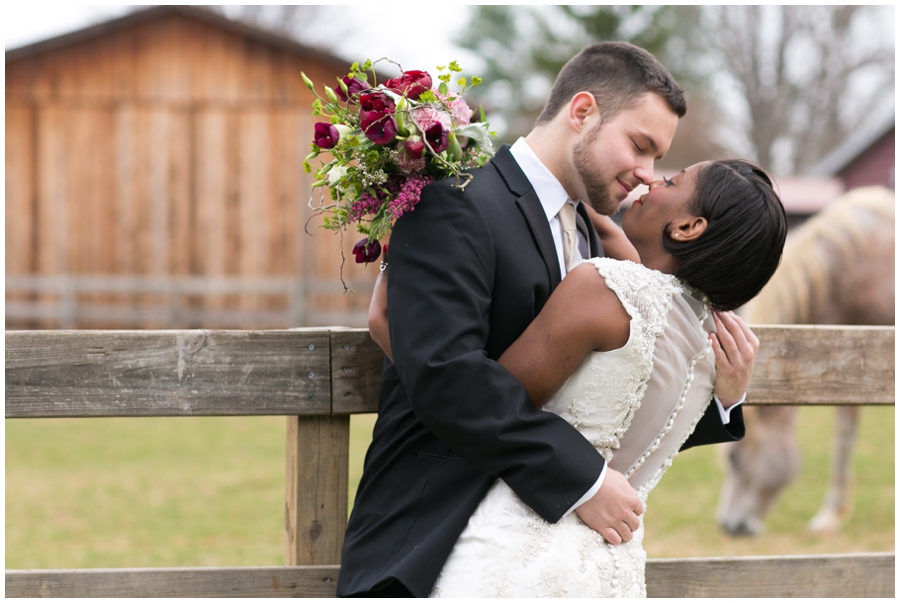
[6,13,378,329]
[840,129,895,192]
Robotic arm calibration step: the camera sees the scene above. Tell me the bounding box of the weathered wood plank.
[330,328,386,414]
[324,325,897,413]
[284,416,349,566]
[5,565,339,598]
[6,553,893,597]
[5,330,332,417]
[6,326,894,418]
[646,552,894,598]
[749,325,894,405]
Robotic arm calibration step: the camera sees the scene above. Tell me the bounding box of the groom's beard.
[572,123,620,216]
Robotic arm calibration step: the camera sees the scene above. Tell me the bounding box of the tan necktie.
[558,201,578,273]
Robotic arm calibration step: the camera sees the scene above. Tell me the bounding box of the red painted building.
[811,113,895,191]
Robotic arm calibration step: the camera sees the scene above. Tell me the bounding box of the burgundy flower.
[360,111,398,145]
[422,123,449,154]
[385,70,433,100]
[352,238,382,264]
[313,122,340,149]
[404,137,426,160]
[359,91,395,114]
[336,76,369,102]
[358,92,398,145]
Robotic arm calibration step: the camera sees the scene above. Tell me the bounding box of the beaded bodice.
[543,257,716,502]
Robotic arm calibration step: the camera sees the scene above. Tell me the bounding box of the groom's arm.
[387,178,606,524]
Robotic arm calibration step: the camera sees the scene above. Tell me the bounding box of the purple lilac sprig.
[388,174,435,219]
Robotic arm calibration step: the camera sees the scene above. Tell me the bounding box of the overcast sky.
[4,4,481,72]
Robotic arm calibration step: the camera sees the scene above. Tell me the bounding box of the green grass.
[643,406,894,558]
[7,416,287,568]
[6,408,892,569]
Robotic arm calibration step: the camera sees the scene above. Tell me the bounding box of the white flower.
[328,164,348,187]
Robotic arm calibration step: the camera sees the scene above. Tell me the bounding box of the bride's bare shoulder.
[548,261,631,352]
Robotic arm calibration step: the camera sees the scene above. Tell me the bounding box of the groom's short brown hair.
[536,42,686,125]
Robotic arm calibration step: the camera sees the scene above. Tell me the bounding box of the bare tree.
[206,5,324,41]
[456,6,701,146]
[704,5,894,174]
[455,6,893,176]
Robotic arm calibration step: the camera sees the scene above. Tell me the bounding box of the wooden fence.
[5,325,895,597]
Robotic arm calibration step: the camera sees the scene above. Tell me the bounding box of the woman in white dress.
[369,158,787,597]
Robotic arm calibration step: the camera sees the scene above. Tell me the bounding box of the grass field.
[6,406,893,569]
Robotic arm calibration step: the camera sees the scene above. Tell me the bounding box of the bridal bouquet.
[303,59,495,276]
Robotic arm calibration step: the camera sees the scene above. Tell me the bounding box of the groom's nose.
[634,157,654,185]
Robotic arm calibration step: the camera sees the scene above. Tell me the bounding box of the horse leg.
[808,405,860,533]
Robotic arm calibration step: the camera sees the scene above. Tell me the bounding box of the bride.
[368,158,787,597]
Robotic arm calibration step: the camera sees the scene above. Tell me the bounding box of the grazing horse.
[716,186,895,536]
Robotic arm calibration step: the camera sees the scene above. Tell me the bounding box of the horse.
[716,185,895,536]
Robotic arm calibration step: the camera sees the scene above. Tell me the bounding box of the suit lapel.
[491,146,563,290]
[516,190,562,288]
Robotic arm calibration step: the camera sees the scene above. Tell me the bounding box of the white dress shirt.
[508,137,741,516]
[509,138,589,277]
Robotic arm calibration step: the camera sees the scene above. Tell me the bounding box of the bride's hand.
[575,468,643,544]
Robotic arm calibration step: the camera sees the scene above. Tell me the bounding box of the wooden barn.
[6,5,381,330]
[811,112,895,191]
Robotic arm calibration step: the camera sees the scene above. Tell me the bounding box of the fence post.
[284,328,350,566]
[284,415,350,566]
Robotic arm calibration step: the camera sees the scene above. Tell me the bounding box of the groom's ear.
[568,92,598,134]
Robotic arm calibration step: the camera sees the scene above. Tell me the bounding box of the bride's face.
[621,161,707,252]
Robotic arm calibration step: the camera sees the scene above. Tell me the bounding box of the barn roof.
[5,5,351,73]
[810,111,895,178]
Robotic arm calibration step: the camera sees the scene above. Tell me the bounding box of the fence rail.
[5,325,895,597]
[7,552,893,598]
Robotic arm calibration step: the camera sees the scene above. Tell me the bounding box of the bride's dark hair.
[665,159,787,311]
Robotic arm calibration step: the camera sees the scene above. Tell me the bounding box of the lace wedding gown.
[431,258,717,598]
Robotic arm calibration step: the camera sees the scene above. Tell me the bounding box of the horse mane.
[743,186,895,324]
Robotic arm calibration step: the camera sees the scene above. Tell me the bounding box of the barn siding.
[840,130,895,191]
[6,10,377,329]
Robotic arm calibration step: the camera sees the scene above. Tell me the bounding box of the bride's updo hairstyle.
[665,159,787,311]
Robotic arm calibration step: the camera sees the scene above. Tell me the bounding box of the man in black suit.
[338,42,754,597]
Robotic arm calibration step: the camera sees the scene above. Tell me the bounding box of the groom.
[338,42,752,597]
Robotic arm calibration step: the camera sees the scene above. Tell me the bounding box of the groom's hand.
[711,311,759,408]
[575,469,643,544]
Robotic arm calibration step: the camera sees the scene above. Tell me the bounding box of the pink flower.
[411,106,451,154]
[443,94,474,126]
[411,105,452,132]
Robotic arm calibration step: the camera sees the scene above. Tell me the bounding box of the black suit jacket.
[337,146,743,597]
